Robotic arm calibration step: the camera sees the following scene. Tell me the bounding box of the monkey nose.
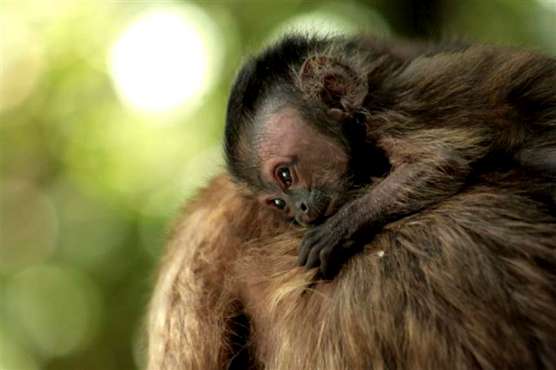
[296,201,309,213]
[295,202,322,226]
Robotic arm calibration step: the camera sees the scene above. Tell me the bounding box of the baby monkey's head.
[224,35,391,225]
[244,104,352,226]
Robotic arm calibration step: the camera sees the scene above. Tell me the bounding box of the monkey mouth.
[290,217,303,227]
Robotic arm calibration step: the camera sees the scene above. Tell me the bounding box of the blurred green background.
[0,0,555,369]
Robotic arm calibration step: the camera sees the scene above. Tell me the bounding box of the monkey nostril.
[299,202,308,213]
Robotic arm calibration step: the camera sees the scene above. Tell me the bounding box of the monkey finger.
[298,229,322,266]
[319,246,334,278]
[305,243,324,270]
[298,239,313,266]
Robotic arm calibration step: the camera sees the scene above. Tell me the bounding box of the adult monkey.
[146,171,556,370]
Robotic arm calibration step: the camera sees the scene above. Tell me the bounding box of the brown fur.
[147,173,556,370]
[225,36,556,275]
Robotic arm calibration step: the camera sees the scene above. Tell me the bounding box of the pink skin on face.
[256,107,349,219]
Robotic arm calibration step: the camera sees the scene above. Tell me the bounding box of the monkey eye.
[275,167,293,188]
[270,198,287,210]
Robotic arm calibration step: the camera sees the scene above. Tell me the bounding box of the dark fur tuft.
[224,34,329,184]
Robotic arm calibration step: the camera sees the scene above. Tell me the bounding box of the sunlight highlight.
[109,6,218,114]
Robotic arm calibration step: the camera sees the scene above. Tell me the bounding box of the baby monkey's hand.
[298,206,366,278]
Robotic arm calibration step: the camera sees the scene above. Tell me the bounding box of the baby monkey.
[224,34,556,277]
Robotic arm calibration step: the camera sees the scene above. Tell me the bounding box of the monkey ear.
[298,56,368,114]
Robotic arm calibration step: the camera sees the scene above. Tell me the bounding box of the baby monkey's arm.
[299,127,490,277]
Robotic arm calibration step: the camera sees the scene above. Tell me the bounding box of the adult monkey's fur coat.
[146,172,556,370]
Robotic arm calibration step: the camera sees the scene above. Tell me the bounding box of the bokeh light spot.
[0,15,43,113]
[0,181,58,272]
[0,327,39,370]
[108,5,222,114]
[4,265,102,358]
[269,1,390,41]
[49,179,130,274]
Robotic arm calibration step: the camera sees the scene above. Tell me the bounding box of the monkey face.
[255,107,350,226]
